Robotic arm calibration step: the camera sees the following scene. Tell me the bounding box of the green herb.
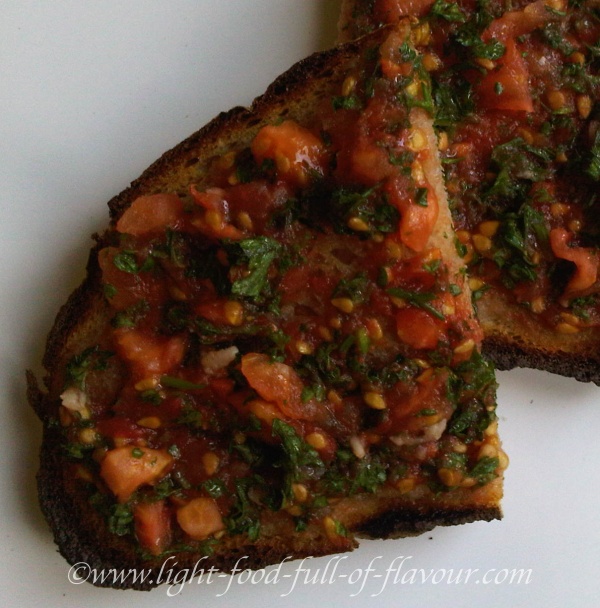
[227,237,282,300]
[332,272,370,304]
[431,0,467,22]
[131,447,144,458]
[586,129,600,182]
[432,78,474,129]
[111,299,149,329]
[202,478,227,499]
[108,503,134,536]
[469,456,499,485]
[113,251,139,274]
[272,419,325,474]
[65,346,113,390]
[415,187,429,207]
[332,94,362,111]
[387,287,445,320]
[185,246,230,296]
[160,376,206,391]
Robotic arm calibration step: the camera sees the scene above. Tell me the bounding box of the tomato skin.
[134,500,172,556]
[251,120,327,187]
[116,194,184,236]
[386,177,439,252]
[99,246,169,311]
[395,307,443,350]
[550,228,599,302]
[476,39,534,113]
[114,328,186,380]
[241,353,318,420]
[100,447,173,503]
[377,371,450,435]
[374,0,434,22]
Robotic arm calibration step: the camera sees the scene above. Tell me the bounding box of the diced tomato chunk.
[483,0,560,42]
[251,120,327,187]
[176,497,224,541]
[116,194,184,236]
[476,39,534,113]
[378,370,450,435]
[396,307,443,350]
[114,328,186,379]
[100,446,173,503]
[241,353,317,420]
[550,228,599,301]
[386,177,439,252]
[374,0,435,22]
[134,500,172,556]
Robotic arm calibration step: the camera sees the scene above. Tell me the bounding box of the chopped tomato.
[251,120,327,187]
[378,370,450,435]
[379,28,413,79]
[176,497,224,541]
[100,447,173,503]
[386,177,439,252]
[483,0,561,42]
[241,353,317,420]
[374,0,435,22]
[190,186,245,240]
[396,307,444,350]
[477,39,534,113]
[114,328,186,380]
[95,418,149,444]
[550,228,599,301]
[98,246,169,311]
[116,194,184,236]
[134,500,172,556]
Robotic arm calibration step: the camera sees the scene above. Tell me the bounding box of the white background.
[1,1,599,606]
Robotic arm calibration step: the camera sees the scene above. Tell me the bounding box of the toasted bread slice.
[338,0,600,384]
[28,23,504,590]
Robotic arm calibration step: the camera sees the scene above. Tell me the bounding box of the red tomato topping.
[134,500,172,556]
[395,307,444,350]
[251,120,327,187]
[114,328,186,380]
[100,447,173,503]
[550,228,599,302]
[116,194,184,236]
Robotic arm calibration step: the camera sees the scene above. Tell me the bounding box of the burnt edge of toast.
[483,336,600,386]
[29,381,500,591]
[27,28,504,591]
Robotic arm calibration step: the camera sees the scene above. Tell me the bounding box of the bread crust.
[29,27,502,590]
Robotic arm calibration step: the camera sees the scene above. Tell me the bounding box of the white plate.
[1,1,598,606]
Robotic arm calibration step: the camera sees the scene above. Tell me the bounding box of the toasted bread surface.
[30,25,503,590]
[338,0,600,384]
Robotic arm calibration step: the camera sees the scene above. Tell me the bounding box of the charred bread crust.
[29,27,504,590]
[483,335,600,385]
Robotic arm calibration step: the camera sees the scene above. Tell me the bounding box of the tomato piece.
[114,328,186,380]
[95,418,149,443]
[99,246,169,311]
[386,177,439,252]
[134,500,172,556]
[251,120,327,187]
[116,194,184,236]
[550,228,599,302]
[374,0,435,22]
[176,497,224,541]
[477,39,534,113]
[190,186,245,240]
[396,307,443,350]
[483,0,560,42]
[378,370,450,435]
[100,447,173,503]
[241,353,316,420]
